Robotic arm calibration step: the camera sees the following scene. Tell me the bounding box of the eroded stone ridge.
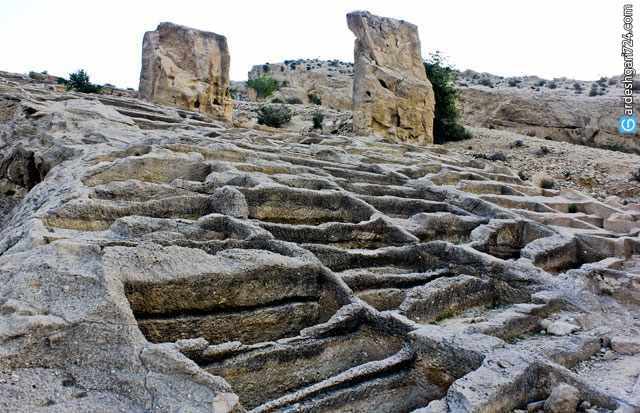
[0,72,639,412]
[347,11,435,145]
[139,22,233,122]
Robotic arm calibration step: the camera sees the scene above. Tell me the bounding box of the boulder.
[139,22,233,121]
[611,336,640,355]
[347,11,435,144]
[544,383,580,413]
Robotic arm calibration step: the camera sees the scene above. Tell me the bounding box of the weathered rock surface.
[239,60,635,154]
[0,71,639,412]
[458,87,639,154]
[233,100,353,135]
[246,60,353,110]
[139,22,233,122]
[347,11,435,144]
[544,383,580,413]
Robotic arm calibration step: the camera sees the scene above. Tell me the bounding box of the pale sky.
[0,0,633,88]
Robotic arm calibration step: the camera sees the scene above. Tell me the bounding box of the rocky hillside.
[1,70,639,413]
[245,59,353,110]
[455,70,636,153]
[241,60,635,153]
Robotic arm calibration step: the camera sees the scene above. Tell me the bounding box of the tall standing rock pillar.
[347,11,435,144]
[139,22,233,122]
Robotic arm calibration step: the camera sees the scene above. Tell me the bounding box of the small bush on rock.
[247,75,279,98]
[479,78,494,88]
[308,93,322,105]
[66,69,102,94]
[424,52,471,143]
[286,97,303,105]
[257,105,292,128]
[312,111,324,129]
[533,173,555,189]
[573,82,583,94]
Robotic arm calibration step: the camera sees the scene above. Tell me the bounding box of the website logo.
[619,115,638,134]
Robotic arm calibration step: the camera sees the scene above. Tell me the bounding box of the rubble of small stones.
[1,64,639,413]
[446,127,640,202]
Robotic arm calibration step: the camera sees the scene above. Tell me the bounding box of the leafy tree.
[247,75,279,98]
[424,52,471,143]
[66,69,102,93]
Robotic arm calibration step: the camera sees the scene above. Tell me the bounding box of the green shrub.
[424,52,471,144]
[257,105,292,128]
[286,97,303,104]
[535,80,546,87]
[479,78,493,88]
[308,93,322,105]
[270,97,285,104]
[568,204,578,214]
[28,71,47,81]
[312,111,324,129]
[247,75,279,98]
[507,78,519,87]
[66,69,102,93]
[573,82,583,94]
[588,84,599,97]
[547,82,557,89]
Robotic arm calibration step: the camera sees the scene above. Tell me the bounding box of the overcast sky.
[0,0,632,88]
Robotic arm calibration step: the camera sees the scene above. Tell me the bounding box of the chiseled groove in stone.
[43,195,212,231]
[398,275,499,324]
[132,295,319,320]
[356,194,468,219]
[249,345,415,413]
[239,186,376,225]
[201,325,404,409]
[257,218,418,249]
[340,268,450,292]
[137,300,320,345]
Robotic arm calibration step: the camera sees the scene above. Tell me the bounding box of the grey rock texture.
[239,60,635,154]
[0,71,639,412]
[458,87,639,154]
[247,60,353,110]
[347,11,435,145]
[139,22,233,122]
[544,383,580,413]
